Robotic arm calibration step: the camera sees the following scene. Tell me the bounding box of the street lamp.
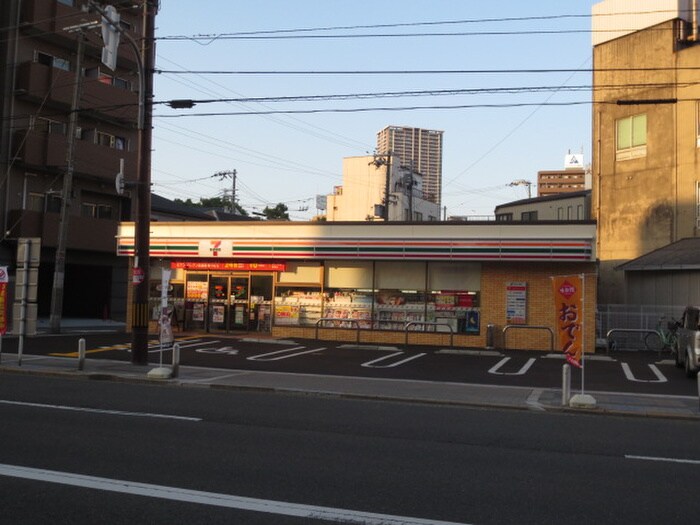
[90,1,156,365]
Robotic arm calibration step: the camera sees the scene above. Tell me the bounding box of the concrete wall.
[593,19,700,302]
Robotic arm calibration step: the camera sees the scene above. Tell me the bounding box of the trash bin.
[486,323,495,350]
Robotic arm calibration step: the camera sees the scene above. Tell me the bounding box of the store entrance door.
[249,274,273,332]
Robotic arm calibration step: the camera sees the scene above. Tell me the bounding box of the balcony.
[7,209,119,253]
[12,130,138,182]
[20,0,139,67]
[16,62,139,123]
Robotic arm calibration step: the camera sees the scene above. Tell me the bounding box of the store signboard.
[506,281,527,324]
[172,261,285,272]
[186,281,208,300]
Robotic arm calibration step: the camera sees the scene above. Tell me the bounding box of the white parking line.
[0,464,471,525]
[625,455,700,465]
[488,357,536,376]
[0,400,201,422]
[620,363,668,383]
[247,347,326,361]
[361,351,426,368]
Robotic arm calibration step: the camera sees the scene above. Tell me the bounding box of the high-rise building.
[376,126,444,207]
[0,0,149,323]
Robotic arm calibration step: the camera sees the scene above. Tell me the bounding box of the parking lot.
[7,333,696,397]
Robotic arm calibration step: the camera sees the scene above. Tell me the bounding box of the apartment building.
[592,0,700,304]
[376,126,444,207]
[0,0,147,321]
[326,156,440,222]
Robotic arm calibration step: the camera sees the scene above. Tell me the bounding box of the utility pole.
[49,24,93,333]
[215,170,237,212]
[131,1,157,365]
[371,153,392,221]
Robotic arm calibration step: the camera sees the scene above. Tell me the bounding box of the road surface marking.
[488,357,536,376]
[625,455,700,465]
[0,464,471,525]
[620,363,667,383]
[361,351,426,368]
[0,400,201,422]
[247,347,326,361]
[526,389,545,411]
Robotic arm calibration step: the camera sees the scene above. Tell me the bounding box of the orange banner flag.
[552,275,583,368]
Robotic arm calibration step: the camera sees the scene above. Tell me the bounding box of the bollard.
[562,363,571,406]
[485,324,495,350]
[78,338,86,371]
[171,343,180,378]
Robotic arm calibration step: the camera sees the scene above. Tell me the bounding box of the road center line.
[0,464,470,525]
[625,454,700,465]
[0,400,201,422]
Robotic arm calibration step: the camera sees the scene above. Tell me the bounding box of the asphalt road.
[1,374,699,524]
[3,332,698,396]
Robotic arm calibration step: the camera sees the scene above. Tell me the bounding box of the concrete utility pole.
[131,0,157,365]
[215,170,237,213]
[49,25,92,333]
[371,153,392,221]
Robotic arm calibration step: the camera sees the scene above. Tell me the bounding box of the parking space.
[6,333,696,396]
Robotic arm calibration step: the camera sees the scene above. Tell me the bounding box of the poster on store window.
[193,302,204,321]
[212,305,225,323]
[506,282,527,324]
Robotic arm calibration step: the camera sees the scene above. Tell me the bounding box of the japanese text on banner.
[552,275,583,368]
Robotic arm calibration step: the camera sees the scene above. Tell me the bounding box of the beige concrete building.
[326,156,440,222]
[376,126,444,206]
[592,0,700,303]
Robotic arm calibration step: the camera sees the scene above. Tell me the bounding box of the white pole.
[78,338,85,371]
[562,363,571,406]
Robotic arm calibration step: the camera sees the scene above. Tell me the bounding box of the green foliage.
[262,203,290,220]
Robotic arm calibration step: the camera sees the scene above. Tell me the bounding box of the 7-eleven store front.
[117,221,597,351]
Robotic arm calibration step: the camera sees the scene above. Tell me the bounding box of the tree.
[262,203,290,220]
[173,196,248,216]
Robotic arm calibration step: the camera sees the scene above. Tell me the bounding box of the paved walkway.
[1,349,698,420]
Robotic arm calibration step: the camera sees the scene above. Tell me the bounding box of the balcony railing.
[12,130,138,182]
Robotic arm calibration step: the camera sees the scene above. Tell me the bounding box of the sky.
[151,1,600,220]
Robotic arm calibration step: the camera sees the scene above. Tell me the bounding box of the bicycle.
[644,316,679,354]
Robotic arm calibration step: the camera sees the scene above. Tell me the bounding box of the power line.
[154,66,700,76]
[156,9,682,43]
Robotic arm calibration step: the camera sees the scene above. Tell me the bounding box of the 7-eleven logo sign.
[558,280,576,299]
[210,240,222,256]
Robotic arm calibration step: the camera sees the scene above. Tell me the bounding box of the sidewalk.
[1,350,698,420]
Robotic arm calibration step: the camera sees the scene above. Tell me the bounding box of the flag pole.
[581,273,585,395]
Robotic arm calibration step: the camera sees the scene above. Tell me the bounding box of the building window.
[577,204,584,220]
[495,213,513,222]
[57,0,75,5]
[567,206,573,220]
[616,113,647,160]
[33,117,66,135]
[85,67,131,90]
[557,207,564,220]
[82,202,113,220]
[35,51,70,71]
[95,131,128,150]
[46,194,62,213]
[521,211,538,221]
[27,192,44,212]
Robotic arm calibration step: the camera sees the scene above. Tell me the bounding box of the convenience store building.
[116,221,597,352]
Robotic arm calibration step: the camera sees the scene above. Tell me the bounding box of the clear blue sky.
[151,1,599,220]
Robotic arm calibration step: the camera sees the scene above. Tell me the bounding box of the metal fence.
[596,304,685,351]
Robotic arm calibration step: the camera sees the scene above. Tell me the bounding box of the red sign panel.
[171,260,286,272]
